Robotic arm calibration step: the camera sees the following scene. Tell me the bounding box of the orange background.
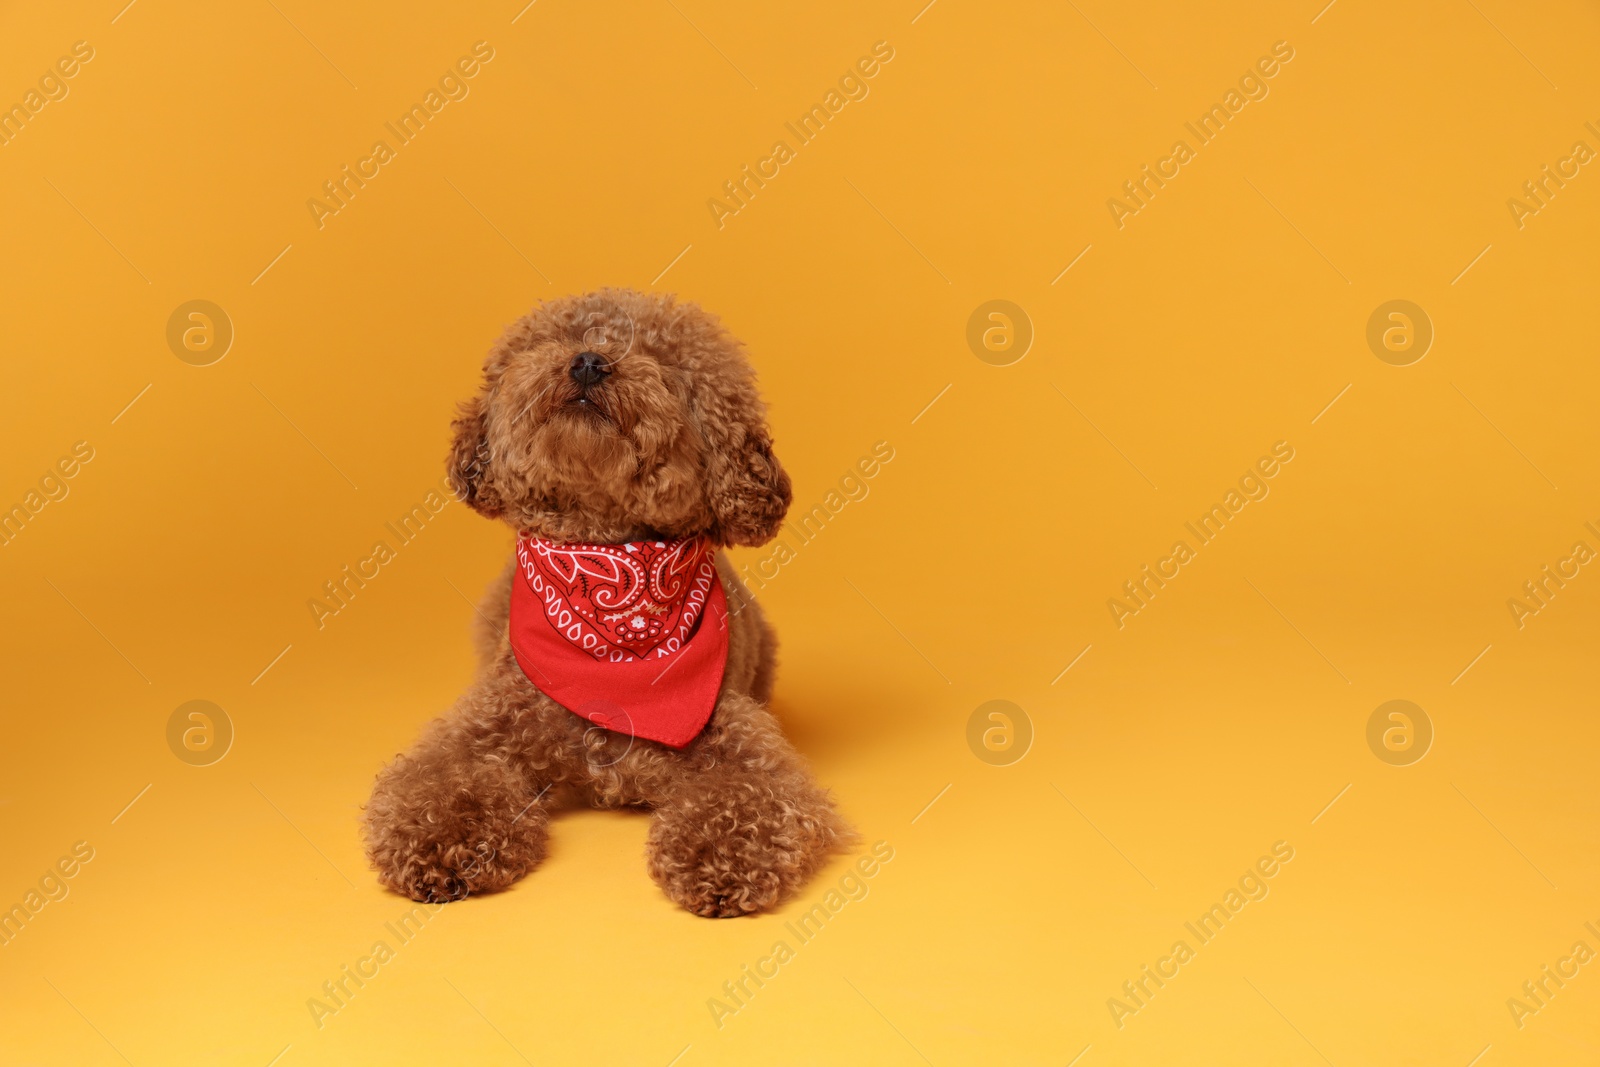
[2,1,1598,1064]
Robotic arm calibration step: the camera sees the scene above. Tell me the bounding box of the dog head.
[447,289,791,546]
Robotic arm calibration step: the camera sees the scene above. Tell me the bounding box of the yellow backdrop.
[2,1,1597,1064]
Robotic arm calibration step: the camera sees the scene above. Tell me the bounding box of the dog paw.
[363,756,549,903]
[646,793,844,918]
[379,838,520,903]
[650,846,785,918]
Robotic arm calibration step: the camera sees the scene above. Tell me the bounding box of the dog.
[362,288,851,917]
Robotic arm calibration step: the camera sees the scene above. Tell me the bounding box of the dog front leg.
[642,693,852,917]
[362,682,557,903]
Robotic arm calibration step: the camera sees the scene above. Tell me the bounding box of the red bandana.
[508,535,728,748]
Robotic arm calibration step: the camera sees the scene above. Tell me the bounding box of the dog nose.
[569,351,609,387]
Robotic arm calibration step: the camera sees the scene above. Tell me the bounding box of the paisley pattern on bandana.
[519,537,717,661]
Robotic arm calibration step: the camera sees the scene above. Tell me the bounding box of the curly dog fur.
[362,288,852,917]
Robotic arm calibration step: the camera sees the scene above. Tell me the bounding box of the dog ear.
[446,393,503,518]
[694,369,792,548]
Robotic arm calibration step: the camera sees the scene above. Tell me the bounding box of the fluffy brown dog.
[362,288,850,917]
